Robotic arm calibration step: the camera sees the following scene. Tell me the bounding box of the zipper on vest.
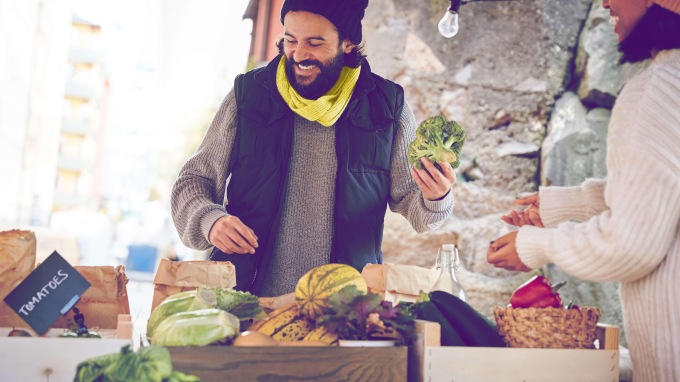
[246,109,295,292]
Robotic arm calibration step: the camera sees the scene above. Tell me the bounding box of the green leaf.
[213,288,263,320]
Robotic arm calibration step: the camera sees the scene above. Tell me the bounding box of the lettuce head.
[151,309,239,347]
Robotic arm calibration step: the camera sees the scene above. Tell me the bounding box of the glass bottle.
[431,244,467,302]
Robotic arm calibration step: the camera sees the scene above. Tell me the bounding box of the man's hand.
[486,232,532,272]
[501,192,544,228]
[411,157,456,201]
[209,216,259,255]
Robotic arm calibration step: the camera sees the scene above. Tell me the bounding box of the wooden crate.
[410,320,620,382]
[170,345,408,382]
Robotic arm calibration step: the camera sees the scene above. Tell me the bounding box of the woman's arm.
[538,179,609,228]
[517,143,680,282]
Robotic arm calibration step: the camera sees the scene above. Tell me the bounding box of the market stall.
[1,230,623,382]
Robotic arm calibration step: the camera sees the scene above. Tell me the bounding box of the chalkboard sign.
[3,251,90,334]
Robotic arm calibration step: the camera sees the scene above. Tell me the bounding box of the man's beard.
[285,49,345,100]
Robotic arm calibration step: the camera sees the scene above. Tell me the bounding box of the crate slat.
[169,346,408,382]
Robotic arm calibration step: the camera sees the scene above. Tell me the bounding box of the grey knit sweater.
[171,89,454,297]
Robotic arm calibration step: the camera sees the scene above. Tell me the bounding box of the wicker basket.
[494,306,602,349]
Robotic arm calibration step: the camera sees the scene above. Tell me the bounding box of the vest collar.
[255,54,376,100]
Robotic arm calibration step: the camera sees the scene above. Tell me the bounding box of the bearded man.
[171,0,456,296]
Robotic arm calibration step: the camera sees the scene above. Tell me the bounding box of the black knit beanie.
[280,0,370,44]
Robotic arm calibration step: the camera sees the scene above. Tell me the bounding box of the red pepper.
[567,301,580,310]
[509,276,566,309]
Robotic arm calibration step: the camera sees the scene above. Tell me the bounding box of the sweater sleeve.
[517,91,680,283]
[538,179,609,228]
[388,100,455,233]
[170,90,238,250]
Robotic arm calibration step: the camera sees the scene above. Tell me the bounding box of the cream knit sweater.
[517,49,680,381]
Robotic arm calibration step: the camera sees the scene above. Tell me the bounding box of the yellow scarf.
[276,56,361,127]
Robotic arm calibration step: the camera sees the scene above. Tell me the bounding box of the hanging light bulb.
[439,0,462,38]
[438,10,459,38]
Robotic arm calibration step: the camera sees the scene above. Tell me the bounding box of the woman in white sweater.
[487,0,680,380]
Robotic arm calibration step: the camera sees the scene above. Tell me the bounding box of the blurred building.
[0,0,71,226]
[243,0,283,67]
[54,14,110,212]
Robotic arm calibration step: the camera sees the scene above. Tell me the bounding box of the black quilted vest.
[210,55,404,295]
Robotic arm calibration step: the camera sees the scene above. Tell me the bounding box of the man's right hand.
[501,192,544,228]
[209,216,259,255]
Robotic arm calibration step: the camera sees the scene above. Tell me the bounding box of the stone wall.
[371,0,645,346]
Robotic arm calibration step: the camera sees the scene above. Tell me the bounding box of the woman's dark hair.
[275,30,367,68]
[619,4,680,63]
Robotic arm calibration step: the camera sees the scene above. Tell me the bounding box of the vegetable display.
[413,292,464,346]
[510,275,566,309]
[302,327,340,345]
[246,303,316,341]
[412,291,505,347]
[295,263,367,320]
[429,291,505,347]
[147,288,263,337]
[213,288,263,321]
[147,291,210,337]
[233,331,329,347]
[151,309,239,347]
[315,285,416,344]
[73,345,202,382]
[408,115,466,174]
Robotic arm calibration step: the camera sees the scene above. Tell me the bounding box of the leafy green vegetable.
[106,345,173,382]
[316,285,416,344]
[213,288,263,321]
[408,115,466,174]
[147,289,216,337]
[74,352,119,382]
[73,345,203,382]
[148,288,263,337]
[147,291,199,337]
[151,309,239,347]
[165,371,203,382]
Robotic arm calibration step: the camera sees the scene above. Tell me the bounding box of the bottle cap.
[442,244,455,251]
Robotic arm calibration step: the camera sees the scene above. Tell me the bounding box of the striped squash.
[303,327,340,345]
[247,303,315,342]
[295,264,368,320]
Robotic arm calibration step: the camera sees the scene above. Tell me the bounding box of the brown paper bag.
[151,259,236,311]
[51,265,130,330]
[361,263,439,304]
[0,230,37,328]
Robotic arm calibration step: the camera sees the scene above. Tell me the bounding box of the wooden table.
[170,346,408,382]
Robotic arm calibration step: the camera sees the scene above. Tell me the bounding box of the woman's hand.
[411,157,457,201]
[487,232,532,272]
[501,192,544,228]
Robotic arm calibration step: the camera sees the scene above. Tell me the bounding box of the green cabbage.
[408,115,466,174]
[213,288,263,321]
[151,309,239,347]
[147,289,216,337]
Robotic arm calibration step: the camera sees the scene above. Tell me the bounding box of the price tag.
[3,251,90,334]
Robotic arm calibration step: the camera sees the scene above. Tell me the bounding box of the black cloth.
[279,0,370,44]
[209,54,404,294]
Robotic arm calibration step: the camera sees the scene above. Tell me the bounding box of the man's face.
[283,11,355,100]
